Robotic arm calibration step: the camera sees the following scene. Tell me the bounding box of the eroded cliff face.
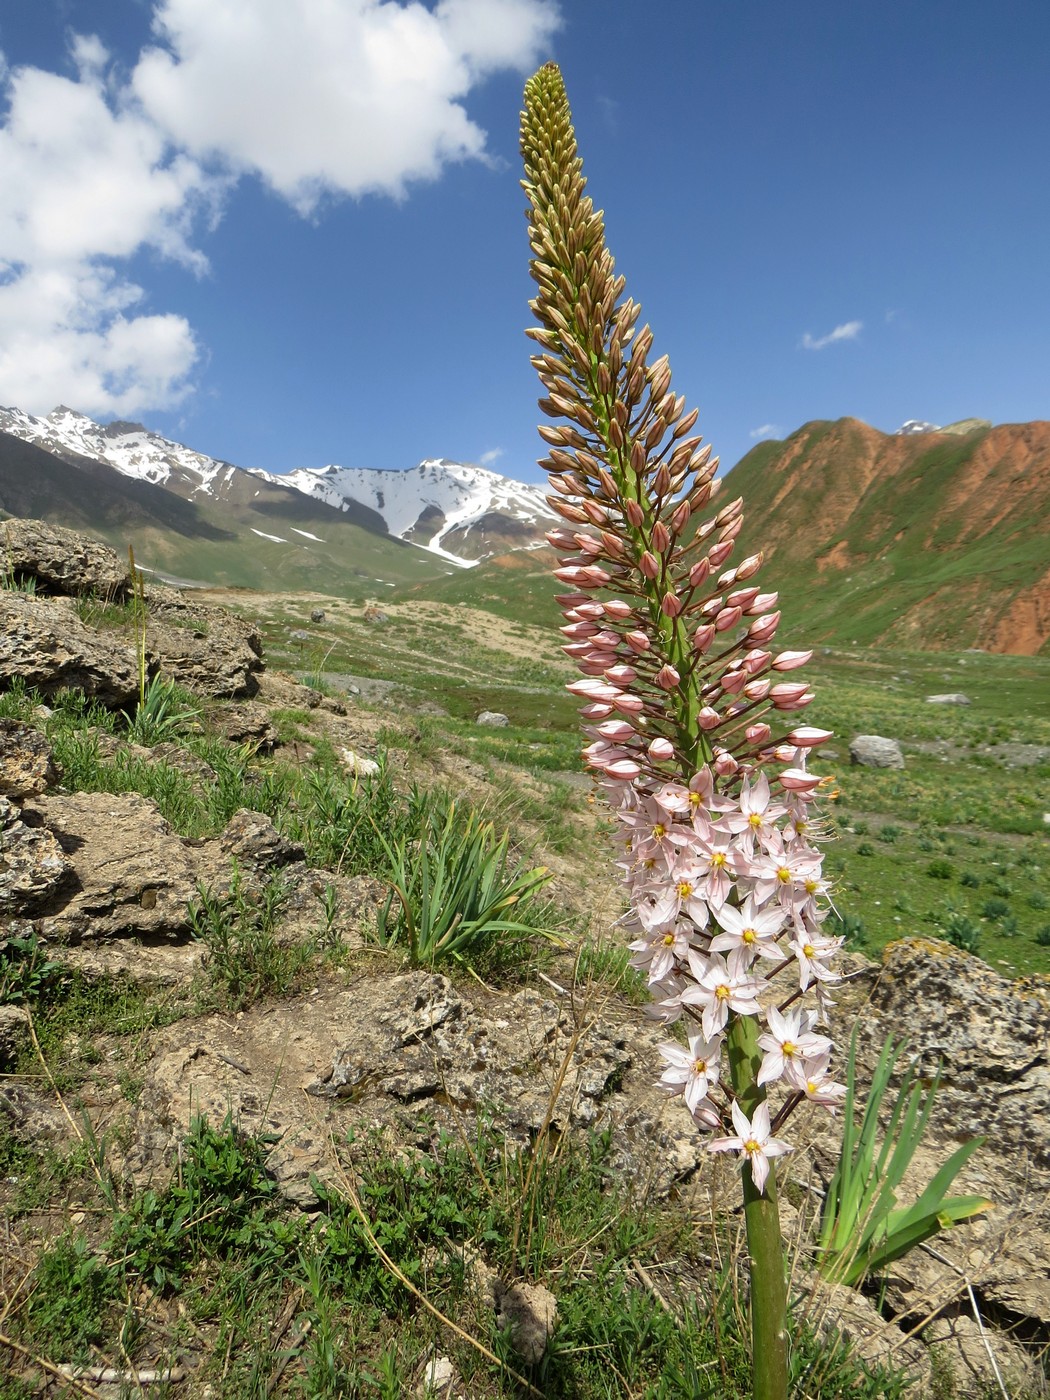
[729,418,1050,654]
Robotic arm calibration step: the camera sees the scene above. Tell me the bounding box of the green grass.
[0,1115,912,1400]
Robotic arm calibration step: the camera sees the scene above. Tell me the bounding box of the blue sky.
[1,0,1047,484]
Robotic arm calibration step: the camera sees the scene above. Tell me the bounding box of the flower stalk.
[521,62,844,1400]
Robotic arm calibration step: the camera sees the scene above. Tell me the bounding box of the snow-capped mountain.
[0,406,556,569]
[0,405,242,498]
[254,460,556,565]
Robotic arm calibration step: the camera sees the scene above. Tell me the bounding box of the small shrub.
[877,824,901,843]
[981,897,1010,920]
[0,678,35,721]
[856,842,875,857]
[925,859,956,881]
[1034,925,1050,947]
[1028,891,1049,911]
[997,916,1020,938]
[959,871,981,889]
[941,911,981,953]
[0,933,62,1006]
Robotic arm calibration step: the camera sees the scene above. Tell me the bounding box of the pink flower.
[708,1101,791,1195]
[757,1007,832,1086]
[710,897,787,976]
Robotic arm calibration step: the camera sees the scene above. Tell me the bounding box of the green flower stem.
[727,1011,789,1400]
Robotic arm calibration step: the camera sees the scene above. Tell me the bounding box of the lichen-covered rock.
[0,518,130,598]
[0,719,58,798]
[867,939,1050,1164]
[0,796,73,914]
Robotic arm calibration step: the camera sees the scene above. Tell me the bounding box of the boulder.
[0,593,141,705]
[310,609,326,624]
[23,791,199,943]
[145,591,263,698]
[0,518,130,599]
[476,711,510,727]
[0,719,59,798]
[926,693,971,705]
[849,734,905,768]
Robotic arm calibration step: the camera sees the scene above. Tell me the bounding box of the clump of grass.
[190,866,317,1010]
[122,675,200,746]
[925,859,955,880]
[375,791,558,972]
[981,897,1010,920]
[939,910,981,954]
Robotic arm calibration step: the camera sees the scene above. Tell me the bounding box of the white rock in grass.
[339,747,379,777]
[476,710,509,726]
[849,735,905,769]
[926,692,971,705]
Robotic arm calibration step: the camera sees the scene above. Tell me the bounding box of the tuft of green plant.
[290,754,415,874]
[0,678,36,721]
[108,1115,285,1292]
[1035,925,1050,947]
[0,933,62,1007]
[959,870,981,889]
[816,1032,991,1287]
[190,866,315,1009]
[940,910,981,953]
[924,858,955,880]
[375,793,558,970]
[122,674,200,746]
[23,1235,121,1361]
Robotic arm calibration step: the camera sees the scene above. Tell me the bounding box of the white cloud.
[749,424,781,440]
[0,264,199,416]
[800,320,863,351]
[133,0,560,209]
[0,0,560,415]
[479,446,504,466]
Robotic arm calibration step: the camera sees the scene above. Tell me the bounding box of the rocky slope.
[1,518,1049,1394]
[728,417,1050,654]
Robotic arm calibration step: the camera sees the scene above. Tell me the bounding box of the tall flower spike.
[522,63,840,1400]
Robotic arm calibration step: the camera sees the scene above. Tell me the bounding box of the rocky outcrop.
[0,517,131,599]
[0,593,141,705]
[0,519,263,701]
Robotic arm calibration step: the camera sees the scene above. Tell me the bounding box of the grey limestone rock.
[0,719,59,798]
[0,518,130,598]
[849,734,905,768]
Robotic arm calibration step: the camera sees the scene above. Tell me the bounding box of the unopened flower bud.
[602,599,633,619]
[655,664,681,690]
[651,521,671,553]
[639,551,660,580]
[714,605,743,631]
[661,592,684,617]
[625,630,651,653]
[713,751,739,777]
[788,726,833,747]
[746,723,772,744]
[648,737,675,760]
[692,624,715,653]
[689,558,711,589]
[698,707,721,729]
[771,650,813,671]
[625,499,645,528]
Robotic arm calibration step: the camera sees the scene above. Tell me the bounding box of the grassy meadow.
[1,572,1048,1398]
[228,585,1050,977]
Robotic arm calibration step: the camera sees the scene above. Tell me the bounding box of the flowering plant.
[520,62,844,1400]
